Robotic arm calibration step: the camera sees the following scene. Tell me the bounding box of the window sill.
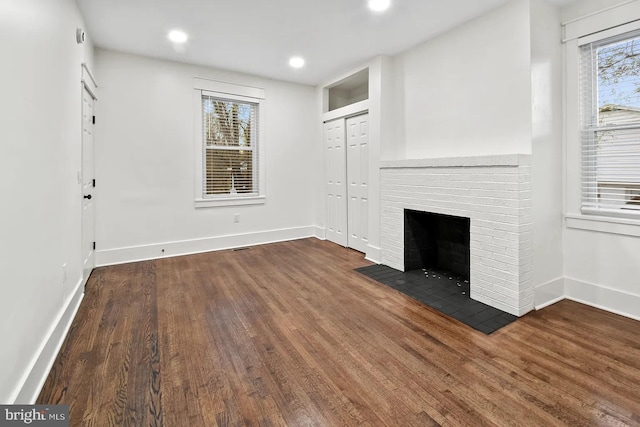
[565,213,640,237]
[195,196,266,208]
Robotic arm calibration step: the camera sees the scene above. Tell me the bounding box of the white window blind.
[580,29,640,217]
[201,94,258,198]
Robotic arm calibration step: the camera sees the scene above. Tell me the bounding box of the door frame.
[323,109,369,251]
[81,63,97,286]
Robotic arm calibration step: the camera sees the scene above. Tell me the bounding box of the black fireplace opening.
[404,209,470,282]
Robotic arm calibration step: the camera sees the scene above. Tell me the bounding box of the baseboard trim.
[12,278,85,404]
[534,277,565,310]
[565,277,640,321]
[536,295,565,311]
[312,226,326,240]
[365,245,381,264]
[96,226,320,266]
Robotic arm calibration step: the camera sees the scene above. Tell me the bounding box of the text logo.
[0,405,68,426]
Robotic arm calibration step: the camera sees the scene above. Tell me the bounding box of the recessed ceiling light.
[289,56,305,68]
[368,0,390,12]
[168,30,188,43]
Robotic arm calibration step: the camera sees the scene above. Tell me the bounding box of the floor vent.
[233,247,252,251]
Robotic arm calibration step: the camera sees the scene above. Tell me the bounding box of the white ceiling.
[77,0,575,86]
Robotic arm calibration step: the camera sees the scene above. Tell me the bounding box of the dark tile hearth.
[355,264,517,334]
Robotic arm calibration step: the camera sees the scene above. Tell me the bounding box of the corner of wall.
[530,0,565,292]
[534,277,565,309]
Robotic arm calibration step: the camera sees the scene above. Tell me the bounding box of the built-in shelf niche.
[326,68,369,112]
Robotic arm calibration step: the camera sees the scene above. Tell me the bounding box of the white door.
[324,119,347,246]
[81,85,96,282]
[346,114,369,253]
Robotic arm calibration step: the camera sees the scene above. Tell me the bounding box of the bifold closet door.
[346,114,369,253]
[324,119,347,246]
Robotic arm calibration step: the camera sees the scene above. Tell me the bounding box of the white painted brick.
[473,286,495,300]
[485,288,518,306]
[475,272,509,288]
[488,236,519,250]
[472,294,519,316]
[492,284,519,300]
[474,221,520,234]
[471,292,494,307]
[520,294,534,310]
[519,286,535,299]
[520,238,533,250]
[520,270,534,283]
[472,249,493,262]
[519,223,533,233]
[519,190,533,199]
[490,252,519,266]
[487,268,519,283]
[472,241,508,256]
[381,161,533,315]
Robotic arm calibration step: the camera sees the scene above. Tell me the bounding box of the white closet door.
[324,119,347,246]
[82,85,96,282]
[346,114,369,253]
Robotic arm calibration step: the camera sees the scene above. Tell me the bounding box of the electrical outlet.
[234,214,240,223]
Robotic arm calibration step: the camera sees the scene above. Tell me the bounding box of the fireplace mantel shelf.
[380,154,531,169]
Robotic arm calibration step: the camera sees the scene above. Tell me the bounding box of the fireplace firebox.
[404,209,470,281]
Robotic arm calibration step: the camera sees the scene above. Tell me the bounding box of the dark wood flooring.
[38,238,640,426]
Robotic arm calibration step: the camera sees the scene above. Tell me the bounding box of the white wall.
[316,1,538,264]
[560,0,640,319]
[0,0,93,403]
[392,0,533,159]
[385,0,566,304]
[94,50,319,264]
[530,0,564,301]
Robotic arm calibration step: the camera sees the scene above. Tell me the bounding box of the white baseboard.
[12,278,85,404]
[365,245,381,264]
[534,277,565,310]
[313,226,326,240]
[565,277,640,321]
[96,226,320,266]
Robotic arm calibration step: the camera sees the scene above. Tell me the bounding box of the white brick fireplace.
[380,155,533,316]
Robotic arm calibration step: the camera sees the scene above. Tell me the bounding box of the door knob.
[84,194,92,200]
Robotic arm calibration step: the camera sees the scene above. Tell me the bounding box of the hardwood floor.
[38,238,640,426]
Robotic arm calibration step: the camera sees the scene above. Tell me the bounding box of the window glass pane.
[203,97,255,147]
[597,35,640,125]
[201,93,258,199]
[205,149,254,195]
[582,31,640,217]
[591,128,640,182]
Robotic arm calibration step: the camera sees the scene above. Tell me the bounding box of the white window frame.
[563,4,640,237]
[193,78,266,208]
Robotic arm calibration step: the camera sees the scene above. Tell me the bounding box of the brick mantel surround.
[380,154,533,316]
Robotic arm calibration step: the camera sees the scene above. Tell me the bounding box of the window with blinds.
[201,94,258,197]
[580,30,640,217]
